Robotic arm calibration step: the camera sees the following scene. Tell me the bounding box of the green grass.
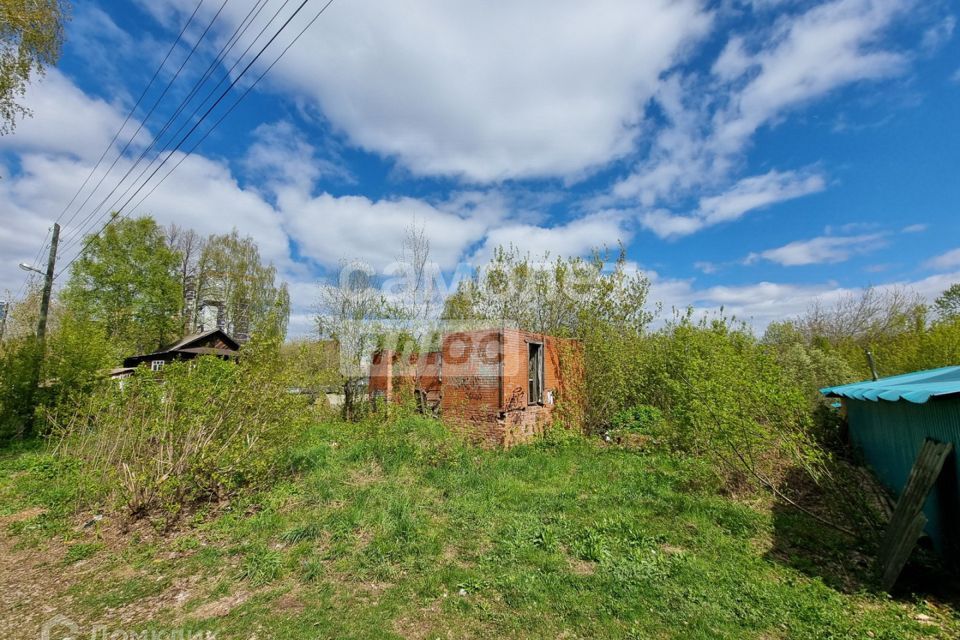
[1,416,957,639]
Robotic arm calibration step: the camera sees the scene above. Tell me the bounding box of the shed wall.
[440,329,504,444]
[846,397,960,560]
[369,329,584,447]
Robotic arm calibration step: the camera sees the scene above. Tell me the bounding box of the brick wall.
[440,329,503,445]
[499,330,584,446]
[370,328,584,447]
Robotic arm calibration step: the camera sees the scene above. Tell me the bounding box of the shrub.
[610,405,664,434]
[0,337,42,442]
[49,355,311,522]
[634,314,822,489]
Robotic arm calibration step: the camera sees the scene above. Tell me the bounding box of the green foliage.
[934,283,960,320]
[41,307,116,409]
[610,405,665,434]
[49,356,311,521]
[0,336,41,441]
[0,0,68,134]
[239,544,285,585]
[444,244,652,338]
[444,245,653,431]
[194,229,289,339]
[61,216,183,355]
[63,541,103,564]
[0,415,954,638]
[763,321,859,399]
[638,313,821,486]
[316,260,389,420]
[777,284,960,381]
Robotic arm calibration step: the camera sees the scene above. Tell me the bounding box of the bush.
[610,405,664,434]
[49,355,311,522]
[0,337,42,442]
[633,314,822,488]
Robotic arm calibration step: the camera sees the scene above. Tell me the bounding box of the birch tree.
[0,0,68,135]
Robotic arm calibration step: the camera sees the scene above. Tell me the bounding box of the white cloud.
[711,36,752,81]
[699,170,825,225]
[639,210,706,239]
[646,270,960,332]
[153,0,713,183]
[0,69,640,339]
[748,233,886,266]
[639,169,825,238]
[243,121,354,191]
[710,0,910,156]
[925,248,960,271]
[921,15,956,53]
[469,210,632,265]
[902,223,928,233]
[0,69,149,161]
[616,0,910,222]
[276,190,501,272]
[643,269,849,328]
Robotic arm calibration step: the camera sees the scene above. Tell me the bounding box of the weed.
[239,546,285,586]
[63,541,103,564]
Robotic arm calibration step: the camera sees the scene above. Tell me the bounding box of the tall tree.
[0,0,68,135]
[800,286,926,346]
[387,221,443,350]
[62,216,182,354]
[934,283,960,321]
[165,223,205,333]
[195,229,286,340]
[316,261,387,420]
[444,245,652,338]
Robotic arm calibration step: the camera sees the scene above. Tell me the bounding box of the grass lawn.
[1,416,957,639]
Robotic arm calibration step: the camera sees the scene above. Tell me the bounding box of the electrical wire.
[55,0,334,280]
[56,0,232,250]
[58,0,290,256]
[11,1,209,300]
[56,0,206,232]
[128,0,335,220]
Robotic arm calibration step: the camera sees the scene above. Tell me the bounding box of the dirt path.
[0,509,86,637]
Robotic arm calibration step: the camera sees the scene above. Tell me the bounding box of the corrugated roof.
[821,366,960,404]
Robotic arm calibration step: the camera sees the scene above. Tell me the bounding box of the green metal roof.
[821,366,960,404]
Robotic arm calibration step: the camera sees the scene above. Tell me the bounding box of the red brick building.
[369,328,584,446]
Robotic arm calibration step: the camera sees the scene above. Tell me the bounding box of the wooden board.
[876,438,953,591]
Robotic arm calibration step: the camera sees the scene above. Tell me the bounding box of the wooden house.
[110,329,240,378]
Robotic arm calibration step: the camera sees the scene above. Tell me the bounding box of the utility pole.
[36,223,60,343]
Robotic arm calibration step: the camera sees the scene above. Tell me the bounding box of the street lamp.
[18,262,43,274]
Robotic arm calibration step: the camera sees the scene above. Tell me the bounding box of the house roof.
[821,366,960,404]
[163,328,240,352]
[122,329,240,367]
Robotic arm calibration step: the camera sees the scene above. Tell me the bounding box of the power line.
[128,0,336,220]
[56,0,206,233]
[57,0,232,250]
[57,0,281,258]
[58,0,289,256]
[12,1,208,301]
[55,0,334,280]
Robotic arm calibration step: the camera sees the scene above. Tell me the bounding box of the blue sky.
[1,0,958,336]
